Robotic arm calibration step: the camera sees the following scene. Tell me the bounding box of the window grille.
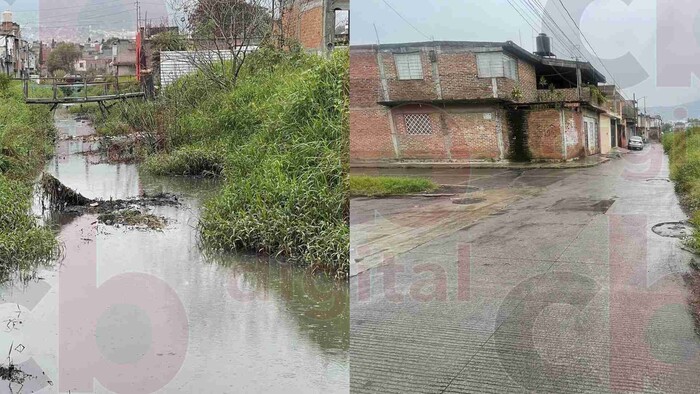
[476,52,518,80]
[395,53,423,80]
[405,114,432,135]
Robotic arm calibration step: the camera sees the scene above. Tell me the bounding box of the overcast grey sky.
[2,0,172,41]
[351,0,700,114]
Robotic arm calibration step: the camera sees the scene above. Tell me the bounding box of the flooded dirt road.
[0,107,349,393]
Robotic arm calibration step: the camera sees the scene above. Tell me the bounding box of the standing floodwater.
[0,107,348,393]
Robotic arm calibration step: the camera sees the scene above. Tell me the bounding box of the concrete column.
[388,108,400,159]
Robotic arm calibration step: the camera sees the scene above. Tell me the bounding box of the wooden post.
[84,77,88,100]
[53,78,57,101]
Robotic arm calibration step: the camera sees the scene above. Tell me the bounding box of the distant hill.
[648,99,700,121]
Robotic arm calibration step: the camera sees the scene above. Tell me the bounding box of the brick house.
[350,40,619,163]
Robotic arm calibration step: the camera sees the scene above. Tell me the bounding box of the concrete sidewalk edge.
[350,156,611,170]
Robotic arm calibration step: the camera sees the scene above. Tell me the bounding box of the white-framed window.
[476,52,518,80]
[405,113,432,135]
[394,52,423,80]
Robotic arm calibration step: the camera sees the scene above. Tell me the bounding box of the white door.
[585,118,597,152]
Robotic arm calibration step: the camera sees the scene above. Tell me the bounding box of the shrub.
[142,145,226,177]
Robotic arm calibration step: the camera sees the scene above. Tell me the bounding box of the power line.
[524,0,582,59]
[381,0,433,41]
[556,0,629,100]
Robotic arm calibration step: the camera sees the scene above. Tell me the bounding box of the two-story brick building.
[350,39,617,164]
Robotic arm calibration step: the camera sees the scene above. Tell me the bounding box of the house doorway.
[610,119,616,148]
[584,117,598,153]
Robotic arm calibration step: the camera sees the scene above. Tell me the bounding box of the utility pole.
[575,59,582,100]
[574,46,582,100]
[135,0,141,29]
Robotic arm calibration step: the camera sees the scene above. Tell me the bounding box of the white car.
[628,136,644,151]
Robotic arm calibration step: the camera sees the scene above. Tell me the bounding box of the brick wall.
[382,50,439,102]
[438,50,493,100]
[372,45,539,103]
[390,104,504,161]
[350,108,396,160]
[350,48,383,107]
[526,109,564,160]
[283,0,324,50]
[565,109,585,159]
[446,108,504,160]
[350,46,392,160]
[392,106,448,159]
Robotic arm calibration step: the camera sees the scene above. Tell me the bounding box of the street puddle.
[652,222,694,238]
[0,107,349,391]
[548,198,616,213]
[452,197,486,205]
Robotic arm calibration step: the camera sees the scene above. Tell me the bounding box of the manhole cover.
[652,222,694,238]
[645,178,671,183]
[452,197,486,205]
[548,198,616,213]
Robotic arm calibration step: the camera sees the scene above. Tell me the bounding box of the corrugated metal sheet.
[160,48,257,87]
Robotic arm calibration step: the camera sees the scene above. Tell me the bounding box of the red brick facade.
[372,44,538,103]
[284,1,324,50]
[282,0,349,52]
[351,41,605,163]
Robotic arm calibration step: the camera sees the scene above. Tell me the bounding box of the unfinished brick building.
[350,39,621,164]
[283,0,349,52]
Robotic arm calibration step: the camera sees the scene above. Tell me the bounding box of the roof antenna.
[373,23,381,46]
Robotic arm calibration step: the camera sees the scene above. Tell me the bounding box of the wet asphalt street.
[350,143,700,393]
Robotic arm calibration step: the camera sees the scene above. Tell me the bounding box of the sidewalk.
[351,155,611,170]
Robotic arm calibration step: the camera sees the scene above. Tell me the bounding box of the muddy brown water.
[0,107,348,393]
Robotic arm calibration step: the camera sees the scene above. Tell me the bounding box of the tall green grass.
[0,76,59,280]
[198,50,349,277]
[663,130,700,248]
[92,48,349,276]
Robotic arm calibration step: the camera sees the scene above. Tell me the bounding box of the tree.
[188,0,272,39]
[165,0,296,88]
[47,43,81,75]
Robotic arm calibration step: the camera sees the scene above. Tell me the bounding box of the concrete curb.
[350,157,611,170]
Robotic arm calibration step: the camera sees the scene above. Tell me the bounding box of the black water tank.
[535,33,554,57]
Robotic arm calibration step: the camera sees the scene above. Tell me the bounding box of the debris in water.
[40,173,178,231]
[98,209,168,230]
[41,173,92,209]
